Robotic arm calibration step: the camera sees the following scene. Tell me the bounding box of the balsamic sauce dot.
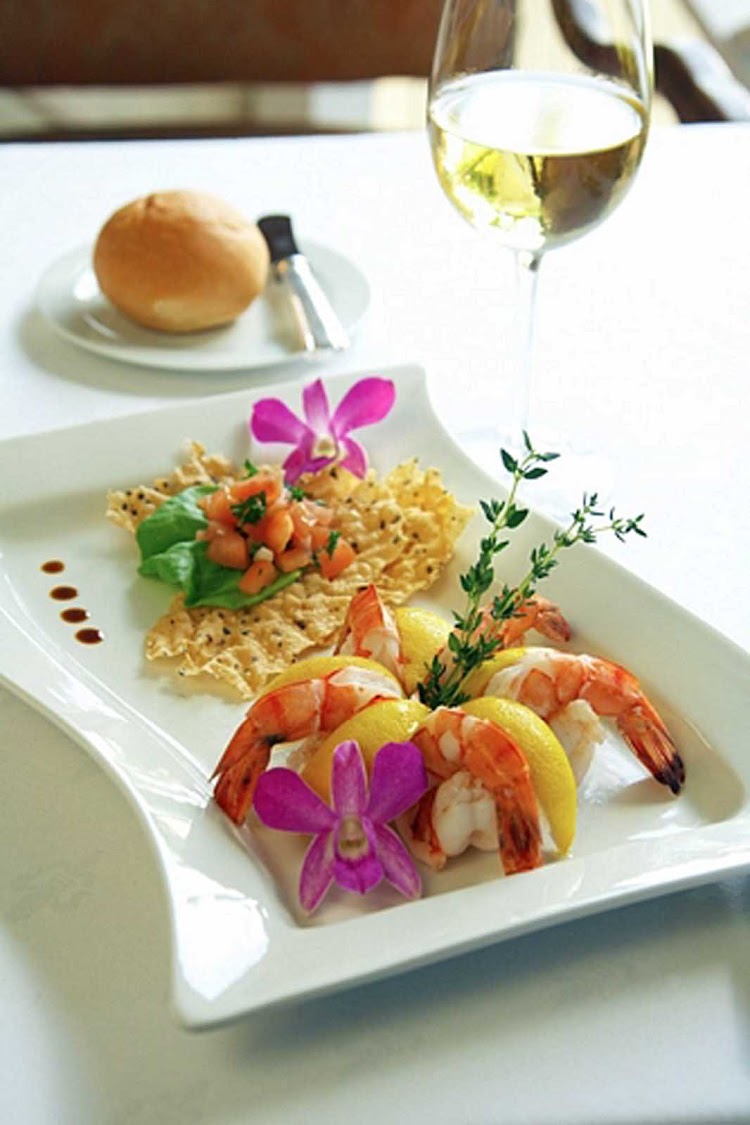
[61,608,89,624]
[50,585,78,601]
[75,628,105,646]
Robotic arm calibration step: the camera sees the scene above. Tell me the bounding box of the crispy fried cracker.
[108,447,473,698]
[107,442,235,533]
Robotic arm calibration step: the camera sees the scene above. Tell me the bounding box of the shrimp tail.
[502,807,543,874]
[211,702,291,822]
[499,596,572,648]
[211,714,259,780]
[618,703,686,795]
[527,597,572,645]
[213,740,272,824]
[463,739,542,874]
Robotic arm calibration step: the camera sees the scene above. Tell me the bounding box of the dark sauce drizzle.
[50,585,78,601]
[42,561,104,645]
[75,628,105,645]
[61,608,89,624]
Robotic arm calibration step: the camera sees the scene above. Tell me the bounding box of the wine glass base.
[460,426,615,526]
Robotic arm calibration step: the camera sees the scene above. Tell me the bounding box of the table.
[1,125,749,1124]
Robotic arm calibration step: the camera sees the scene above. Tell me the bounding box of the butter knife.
[258,214,350,353]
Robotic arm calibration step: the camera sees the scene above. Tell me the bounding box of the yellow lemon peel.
[461,695,577,855]
[302,698,429,802]
[394,606,452,695]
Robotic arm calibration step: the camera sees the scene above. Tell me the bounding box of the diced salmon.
[207,530,249,570]
[256,508,294,554]
[202,488,237,527]
[276,546,313,573]
[230,470,282,508]
[310,523,334,550]
[318,538,356,580]
[238,557,278,595]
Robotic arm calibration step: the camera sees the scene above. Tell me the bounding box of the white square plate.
[1,364,748,1028]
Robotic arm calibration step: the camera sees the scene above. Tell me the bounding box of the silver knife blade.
[257,214,350,353]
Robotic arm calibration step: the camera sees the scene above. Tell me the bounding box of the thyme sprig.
[417,434,646,710]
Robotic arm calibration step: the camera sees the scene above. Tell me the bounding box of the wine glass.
[428,0,653,514]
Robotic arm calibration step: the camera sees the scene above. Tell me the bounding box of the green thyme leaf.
[417,439,647,710]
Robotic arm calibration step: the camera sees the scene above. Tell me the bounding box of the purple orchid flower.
[254,739,427,913]
[250,376,395,483]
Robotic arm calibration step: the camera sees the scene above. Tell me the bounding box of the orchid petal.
[254,768,337,834]
[282,431,336,482]
[331,377,396,438]
[302,379,333,434]
[333,817,383,895]
[251,398,310,445]
[300,454,340,477]
[336,436,368,479]
[330,740,368,817]
[299,831,335,913]
[373,823,422,899]
[282,446,313,484]
[367,742,429,823]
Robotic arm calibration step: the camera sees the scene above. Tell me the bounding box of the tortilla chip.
[108,447,473,698]
[106,442,234,533]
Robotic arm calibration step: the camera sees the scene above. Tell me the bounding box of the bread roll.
[93,190,270,332]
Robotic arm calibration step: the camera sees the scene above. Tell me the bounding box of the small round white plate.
[36,241,369,372]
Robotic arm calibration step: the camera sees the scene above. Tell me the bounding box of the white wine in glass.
[428,0,652,511]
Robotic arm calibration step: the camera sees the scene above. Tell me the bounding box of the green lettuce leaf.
[136,484,215,560]
[136,489,303,608]
[187,550,303,609]
[138,539,203,591]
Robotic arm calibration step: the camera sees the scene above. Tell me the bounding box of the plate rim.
[2,363,749,1029]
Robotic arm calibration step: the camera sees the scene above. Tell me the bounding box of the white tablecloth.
[1,125,749,1124]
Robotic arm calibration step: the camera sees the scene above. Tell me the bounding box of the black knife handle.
[258,214,299,262]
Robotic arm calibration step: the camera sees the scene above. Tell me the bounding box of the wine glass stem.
[510,248,543,444]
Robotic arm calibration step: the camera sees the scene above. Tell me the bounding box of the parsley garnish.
[325,529,341,556]
[287,484,307,501]
[242,460,259,478]
[418,433,646,709]
[231,491,267,525]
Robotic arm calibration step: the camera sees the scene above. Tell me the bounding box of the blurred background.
[1,0,749,140]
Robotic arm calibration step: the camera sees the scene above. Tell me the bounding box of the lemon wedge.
[461,696,577,855]
[394,606,452,694]
[462,648,528,698]
[264,654,403,694]
[301,698,429,801]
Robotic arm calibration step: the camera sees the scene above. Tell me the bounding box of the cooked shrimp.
[496,595,572,648]
[334,584,404,681]
[334,586,570,693]
[212,665,402,824]
[409,707,542,874]
[436,595,571,679]
[547,699,604,784]
[480,647,685,794]
[402,771,499,871]
[459,595,571,650]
